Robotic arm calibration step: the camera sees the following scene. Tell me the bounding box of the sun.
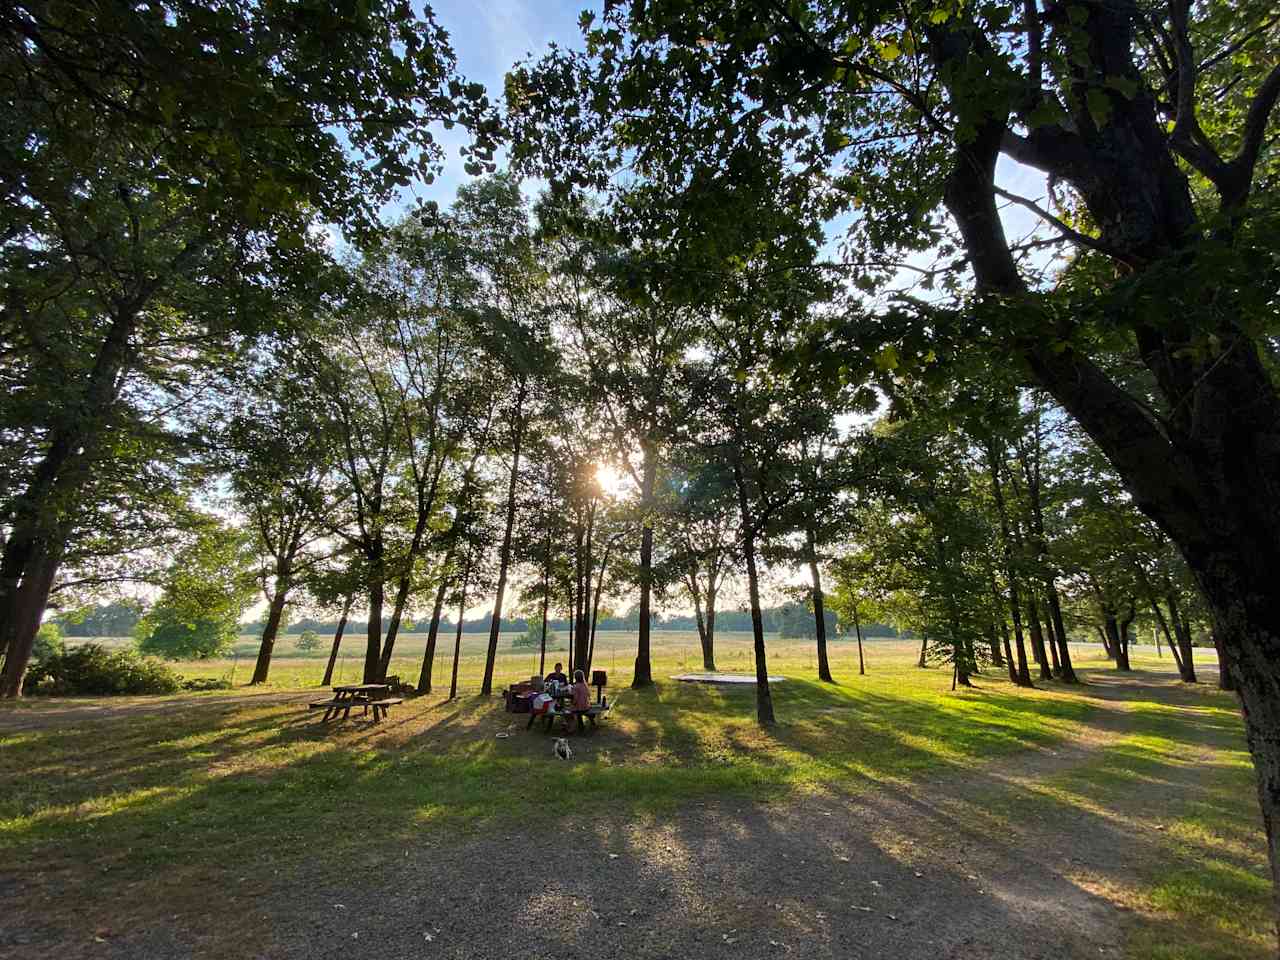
[595,463,630,499]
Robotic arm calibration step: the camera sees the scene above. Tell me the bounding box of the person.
[545,663,568,687]
[567,669,591,732]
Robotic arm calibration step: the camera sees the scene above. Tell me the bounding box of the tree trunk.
[1211,633,1235,691]
[852,600,866,676]
[806,527,834,683]
[363,577,385,684]
[322,595,353,687]
[419,567,451,693]
[1026,597,1053,681]
[918,632,928,668]
[985,440,1033,686]
[378,568,416,680]
[448,553,472,700]
[1115,604,1135,671]
[0,544,61,698]
[1167,592,1197,683]
[731,456,774,726]
[538,549,551,678]
[691,572,712,670]
[0,307,139,697]
[633,446,658,689]
[704,587,718,672]
[251,578,291,685]
[1045,585,1078,683]
[481,407,525,696]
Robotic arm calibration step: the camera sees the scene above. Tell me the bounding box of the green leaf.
[878,41,901,61]
[874,344,900,372]
[1085,89,1112,128]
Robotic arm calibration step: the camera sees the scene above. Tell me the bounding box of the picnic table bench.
[525,695,610,732]
[309,684,402,723]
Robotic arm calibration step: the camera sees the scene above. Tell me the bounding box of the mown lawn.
[0,634,1267,958]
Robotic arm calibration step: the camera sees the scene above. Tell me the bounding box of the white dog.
[554,737,572,760]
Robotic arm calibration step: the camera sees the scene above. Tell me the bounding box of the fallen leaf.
[887,914,898,921]
[424,933,434,942]
[870,880,882,887]
[608,853,620,860]
[334,904,346,910]
[837,856,850,863]
[853,905,872,912]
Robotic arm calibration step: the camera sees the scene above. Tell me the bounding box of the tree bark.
[805,526,834,683]
[419,565,451,693]
[322,595,353,687]
[251,577,290,685]
[363,573,384,684]
[633,445,658,688]
[0,544,62,697]
[918,632,928,668]
[731,456,774,726]
[985,441,1033,686]
[0,307,139,697]
[1167,592,1197,683]
[1045,585,1078,683]
[481,401,525,696]
[852,600,866,675]
[449,551,473,700]
[1027,596,1054,680]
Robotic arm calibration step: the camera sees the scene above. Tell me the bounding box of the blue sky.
[405,1,1052,283]
[402,0,597,210]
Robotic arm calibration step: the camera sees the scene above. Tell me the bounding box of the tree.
[225,360,335,685]
[0,0,500,698]
[135,520,256,660]
[295,630,321,653]
[511,1,1280,917]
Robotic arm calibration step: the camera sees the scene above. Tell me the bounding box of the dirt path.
[5,670,1253,960]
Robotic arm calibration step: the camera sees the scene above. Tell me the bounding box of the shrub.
[295,629,321,652]
[180,676,234,691]
[32,622,66,663]
[22,644,182,696]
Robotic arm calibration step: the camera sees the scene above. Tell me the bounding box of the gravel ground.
[1,672,1240,960]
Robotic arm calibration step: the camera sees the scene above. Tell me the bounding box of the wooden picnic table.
[308,683,402,723]
[525,689,610,733]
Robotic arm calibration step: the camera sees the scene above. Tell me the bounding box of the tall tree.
[0,0,497,697]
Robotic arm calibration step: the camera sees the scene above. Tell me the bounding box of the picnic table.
[525,687,610,733]
[308,683,402,723]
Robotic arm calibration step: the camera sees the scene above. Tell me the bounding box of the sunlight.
[596,463,629,499]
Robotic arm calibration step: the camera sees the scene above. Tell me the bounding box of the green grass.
[0,632,1266,957]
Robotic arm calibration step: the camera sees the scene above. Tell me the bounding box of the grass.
[0,632,1267,958]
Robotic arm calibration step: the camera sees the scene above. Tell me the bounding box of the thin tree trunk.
[806,526,834,683]
[1045,584,1078,683]
[705,585,718,672]
[1027,596,1053,681]
[853,600,866,675]
[633,446,658,689]
[419,566,451,693]
[322,595,353,687]
[918,632,928,668]
[538,545,551,678]
[448,552,473,700]
[481,406,525,696]
[363,573,384,684]
[1213,633,1235,691]
[251,580,290,685]
[985,440,1032,686]
[731,456,773,726]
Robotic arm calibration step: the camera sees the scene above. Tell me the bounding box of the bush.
[180,676,233,691]
[295,629,321,652]
[22,643,182,696]
[32,622,66,663]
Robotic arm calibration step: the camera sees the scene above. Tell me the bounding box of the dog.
[554,737,572,760]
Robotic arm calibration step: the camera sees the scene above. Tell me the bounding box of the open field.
[0,636,1259,959]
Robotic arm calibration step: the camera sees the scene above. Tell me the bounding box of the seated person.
[545,663,568,687]
[567,669,592,732]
